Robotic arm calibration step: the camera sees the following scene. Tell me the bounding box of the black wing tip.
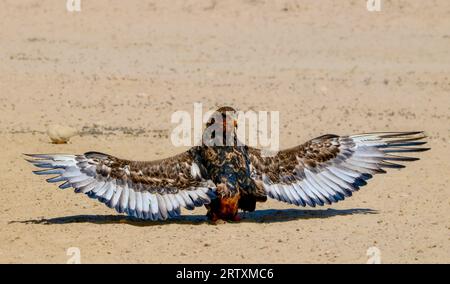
[385,141,428,147]
[415,147,431,152]
[384,147,431,154]
[383,163,406,169]
[84,151,108,156]
[382,130,431,154]
[360,173,373,180]
[385,155,421,162]
[353,178,367,187]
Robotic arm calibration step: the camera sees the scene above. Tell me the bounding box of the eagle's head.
[204,106,238,146]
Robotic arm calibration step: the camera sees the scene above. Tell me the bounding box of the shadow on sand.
[9,208,377,226]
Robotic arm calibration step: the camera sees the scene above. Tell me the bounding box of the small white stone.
[47,124,78,144]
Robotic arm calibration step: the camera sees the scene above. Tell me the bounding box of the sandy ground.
[0,0,449,263]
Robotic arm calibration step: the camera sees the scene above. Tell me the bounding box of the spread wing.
[25,148,216,220]
[248,132,429,207]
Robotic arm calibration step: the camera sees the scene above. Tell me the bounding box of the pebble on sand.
[46,124,78,144]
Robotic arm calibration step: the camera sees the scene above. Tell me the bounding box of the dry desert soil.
[0,0,449,263]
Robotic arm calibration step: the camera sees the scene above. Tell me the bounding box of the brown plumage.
[25,107,429,222]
